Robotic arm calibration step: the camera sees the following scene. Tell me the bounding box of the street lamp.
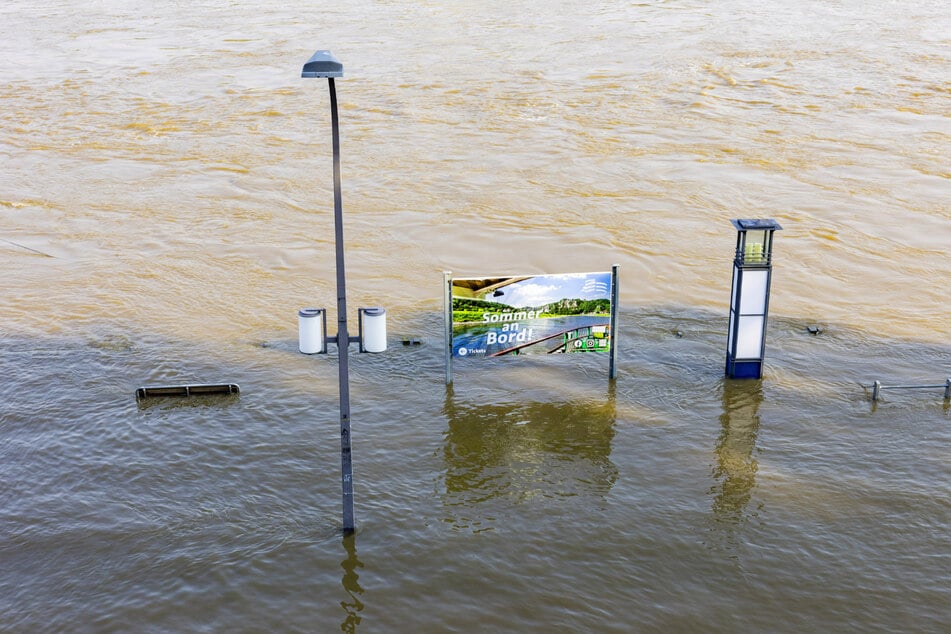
[725,218,782,379]
[300,51,364,534]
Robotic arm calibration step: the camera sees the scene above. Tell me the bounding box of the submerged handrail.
[867,378,951,401]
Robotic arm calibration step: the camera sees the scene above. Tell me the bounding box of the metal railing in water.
[867,378,951,401]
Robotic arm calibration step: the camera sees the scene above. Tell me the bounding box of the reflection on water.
[710,380,763,529]
[135,393,242,411]
[441,385,617,531]
[339,535,365,634]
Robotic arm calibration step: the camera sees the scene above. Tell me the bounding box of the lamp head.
[302,50,343,78]
[730,219,783,233]
[731,218,782,266]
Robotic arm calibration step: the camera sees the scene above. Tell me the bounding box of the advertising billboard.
[443,268,619,383]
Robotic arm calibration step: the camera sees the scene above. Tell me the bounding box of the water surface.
[1,1,949,632]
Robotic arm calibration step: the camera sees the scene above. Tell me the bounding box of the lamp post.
[725,218,782,379]
[301,49,356,534]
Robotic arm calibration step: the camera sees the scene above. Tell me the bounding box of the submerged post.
[609,264,619,380]
[444,271,453,386]
[302,50,355,534]
[725,219,782,379]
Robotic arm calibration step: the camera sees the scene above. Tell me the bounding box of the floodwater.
[1,1,949,632]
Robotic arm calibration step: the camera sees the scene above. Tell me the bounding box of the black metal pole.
[329,77,355,534]
[609,264,619,380]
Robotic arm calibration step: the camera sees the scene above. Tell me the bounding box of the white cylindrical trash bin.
[360,307,387,353]
[298,308,326,354]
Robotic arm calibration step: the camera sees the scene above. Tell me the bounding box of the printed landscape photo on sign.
[451,272,614,358]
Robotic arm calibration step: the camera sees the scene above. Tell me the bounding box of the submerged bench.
[135,383,240,400]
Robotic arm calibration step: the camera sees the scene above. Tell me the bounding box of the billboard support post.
[609,264,619,380]
[444,271,453,386]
